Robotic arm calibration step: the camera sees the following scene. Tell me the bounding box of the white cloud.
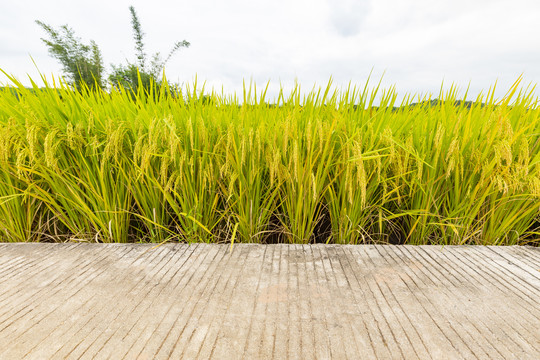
[327,0,372,37]
[1,0,539,104]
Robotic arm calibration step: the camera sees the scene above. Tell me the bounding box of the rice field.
[0,71,539,245]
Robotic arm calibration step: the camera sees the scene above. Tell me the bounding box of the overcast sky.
[1,0,539,104]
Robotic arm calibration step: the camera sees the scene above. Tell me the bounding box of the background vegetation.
[35,6,190,94]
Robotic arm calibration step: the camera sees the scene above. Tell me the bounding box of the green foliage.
[108,64,155,96]
[36,6,190,95]
[108,6,190,95]
[130,6,146,69]
[35,20,105,91]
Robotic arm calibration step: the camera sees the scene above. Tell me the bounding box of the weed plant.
[0,71,538,245]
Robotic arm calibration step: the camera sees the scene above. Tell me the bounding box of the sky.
[1,0,539,104]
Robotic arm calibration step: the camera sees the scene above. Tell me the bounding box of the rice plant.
[0,69,538,245]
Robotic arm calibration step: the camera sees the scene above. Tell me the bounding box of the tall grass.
[0,70,538,245]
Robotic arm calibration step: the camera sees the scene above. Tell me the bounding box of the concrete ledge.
[0,243,538,359]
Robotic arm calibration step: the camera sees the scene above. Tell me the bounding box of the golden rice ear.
[0,127,12,163]
[433,123,445,151]
[43,129,61,171]
[416,154,423,181]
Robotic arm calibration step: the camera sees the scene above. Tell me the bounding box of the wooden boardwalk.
[0,243,538,359]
